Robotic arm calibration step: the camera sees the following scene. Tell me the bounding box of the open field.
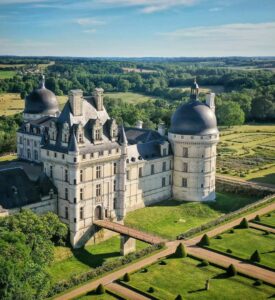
[48,236,147,283]
[255,211,275,228]
[105,92,158,104]
[0,70,16,79]
[124,192,259,240]
[209,227,275,269]
[0,93,67,116]
[217,124,275,184]
[123,256,275,300]
[169,85,225,94]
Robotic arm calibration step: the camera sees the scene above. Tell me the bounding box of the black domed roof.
[24,85,59,115]
[169,100,218,136]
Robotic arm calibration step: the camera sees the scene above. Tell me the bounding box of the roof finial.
[41,74,45,89]
[190,77,199,101]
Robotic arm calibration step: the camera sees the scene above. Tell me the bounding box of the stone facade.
[13,79,219,248]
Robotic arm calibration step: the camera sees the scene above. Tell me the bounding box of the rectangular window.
[113,163,117,175]
[47,151,49,156]
[65,169,68,182]
[162,177,166,187]
[50,166,53,178]
[139,167,142,178]
[108,149,112,155]
[151,164,155,175]
[201,183,204,188]
[65,188,68,200]
[96,184,101,196]
[183,147,188,158]
[90,153,94,158]
[113,180,116,192]
[162,161,166,172]
[82,154,86,159]
[113,198,117,209]
[163,148,167,156]
[99,151,104,156]
[170,160,172,170]
[80,207,84,220]
[183,162,188,172]
[182,178,187,187]
[34,141,37,147]
[65,207,69,220]
[54,152,57,158]
[95,129,100,140]
[80,188,83,200]
[62,154,65,159]
[80,170,83,182]
[96,166,101,179]
[126,170,130,180]
[169,175,172,185]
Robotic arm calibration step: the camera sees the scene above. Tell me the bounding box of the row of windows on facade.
[63,175,172,202]
[181,148,215,158]
[175,134,218,140]
[22,148,39,160]
[64,206,110,222]
[46,148,119,160]
[181,178,213,188]
[19,137,38,147]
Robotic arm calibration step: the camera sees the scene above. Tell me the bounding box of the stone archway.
[94,205,102,220]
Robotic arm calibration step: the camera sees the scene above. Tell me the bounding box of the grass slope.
[105,92,158,104]
[48,236,147,283]
[257,211,275,227]
[209,228,275,269]
[126,257,274,300]
[0,70,16,79]
[74,292,118,300]
[124,192,258,239]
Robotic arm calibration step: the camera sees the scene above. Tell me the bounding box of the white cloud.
[75,17,106,26]
[99,0,199,13]
[83,28,97,33]
[158,22,275,56]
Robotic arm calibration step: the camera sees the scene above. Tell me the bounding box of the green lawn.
[104,92,158,104]
[0,70,16,79]
[256,211,275,228]
[124,257,274,300]
[0,154,17,162]
[48,236,147,283]
[209,228,275,269]
[124,192,259,239]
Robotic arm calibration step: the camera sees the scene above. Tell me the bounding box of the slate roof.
[0,168,56,210]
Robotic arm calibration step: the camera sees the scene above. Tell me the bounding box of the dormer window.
[62,122,69,143]
[77,123,84,144]
[109,119,118,141]
[95,129,100,140]
[92,118,103,143]
[49,121,57,141]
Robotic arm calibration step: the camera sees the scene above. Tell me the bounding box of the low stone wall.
[216,178,274,198]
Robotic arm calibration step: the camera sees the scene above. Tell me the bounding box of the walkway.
[94,220,166,244]
[54,202,275,300]
[249,222,275,234]
[107,282,150,300]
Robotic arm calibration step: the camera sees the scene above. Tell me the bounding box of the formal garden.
[202,222,275,270]
[253,211,275,228]
[116,255,275,300]
[124,191,260,239]
[217,124,275,184]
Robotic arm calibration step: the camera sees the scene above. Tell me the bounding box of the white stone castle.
[13,76,219,247]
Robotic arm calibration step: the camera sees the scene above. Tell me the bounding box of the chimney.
[136,120,143,129]
[206,92,215,112]
[93,88,104,111]
[69,90,83,116]
[158,122,165,136]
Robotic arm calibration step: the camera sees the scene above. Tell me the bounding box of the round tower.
[168,80,219,201]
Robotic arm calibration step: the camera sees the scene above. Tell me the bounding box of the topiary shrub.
[227,264,237,277]
[250,250,261,263]
[215,235,222,239]
[148,287,155,293]
[239,218,249,229]
[159,260,167,265]
[254,215,261,222]
[96,284,105,295]
[123,273,130,282]
[199,260,209,267]
[229,229,234,234]
[141,268,148,273]
[174,243,187,258]
[198,234,210,246]
[226,249,232,254]
[175,295,183,300]
[254,279,262,286]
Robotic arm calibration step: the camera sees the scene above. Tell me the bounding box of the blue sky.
[0,0,275,57]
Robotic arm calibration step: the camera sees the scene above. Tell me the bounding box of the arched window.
[27,149,31,159]
[34,150,38,160]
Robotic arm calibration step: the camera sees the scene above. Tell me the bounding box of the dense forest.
[0,56,275,154]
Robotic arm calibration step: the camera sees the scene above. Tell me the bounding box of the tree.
[123,272,130,282]
[227,264,237,277]
[198,234,210,246]
[96,284,105,295]
[216,101,245,126]
[174,243,187,258]
[175,295,183,300]
[20,90,27,99]
[250,250,261,263]
[239,218,249,229]
[254,215,261,222]
[117,79,130,92]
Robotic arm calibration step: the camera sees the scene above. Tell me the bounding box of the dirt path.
[54,202,275,300]
[107,282,150,300]
[249,222,275,234]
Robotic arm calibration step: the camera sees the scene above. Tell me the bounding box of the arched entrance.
[94,205,102,220]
